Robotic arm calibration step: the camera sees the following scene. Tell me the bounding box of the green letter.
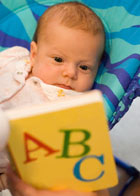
[58,129,91,158]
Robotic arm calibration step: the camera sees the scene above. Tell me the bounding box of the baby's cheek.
[84,76,95,91]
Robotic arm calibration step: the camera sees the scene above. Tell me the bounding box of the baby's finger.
[6,165,38,196]
[0,174,4,191]
[0,172,7,190]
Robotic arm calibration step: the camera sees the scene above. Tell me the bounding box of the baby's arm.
[6,165,109,196]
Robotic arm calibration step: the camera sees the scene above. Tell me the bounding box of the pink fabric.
[0,46,80,110]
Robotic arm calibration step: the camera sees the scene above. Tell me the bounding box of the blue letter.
[73,155,104,182]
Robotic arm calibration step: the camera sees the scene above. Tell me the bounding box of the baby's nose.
[62,64,77,79]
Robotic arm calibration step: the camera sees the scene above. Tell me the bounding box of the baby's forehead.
[40,19,103,41]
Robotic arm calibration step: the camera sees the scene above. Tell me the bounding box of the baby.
[0,1,105,110]
[0,1,107,196]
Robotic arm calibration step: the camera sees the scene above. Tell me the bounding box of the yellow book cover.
[6,90,118,192]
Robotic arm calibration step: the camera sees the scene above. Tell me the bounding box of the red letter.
[24,133,59,163]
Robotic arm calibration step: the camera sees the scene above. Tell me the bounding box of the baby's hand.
[6,165,109,196]
[0,169,7,191]
[0,109,10,151]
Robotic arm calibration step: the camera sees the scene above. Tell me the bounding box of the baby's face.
[30,21,104,92]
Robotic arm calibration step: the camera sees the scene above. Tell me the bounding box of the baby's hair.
[33,1,105,43]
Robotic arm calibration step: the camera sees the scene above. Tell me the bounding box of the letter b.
[58,129,91,158]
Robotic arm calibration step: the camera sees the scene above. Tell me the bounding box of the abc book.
[6,90,118,191]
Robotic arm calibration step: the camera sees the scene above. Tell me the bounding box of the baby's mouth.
[54,84,73,90]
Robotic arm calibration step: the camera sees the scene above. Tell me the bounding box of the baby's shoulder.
[0,47,31,104]
[0,46,30,71]
[0,46,29,57]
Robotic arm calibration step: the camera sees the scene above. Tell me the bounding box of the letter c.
[73,155,104,182]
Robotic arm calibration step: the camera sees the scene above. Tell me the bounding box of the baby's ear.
[30,41,37,67]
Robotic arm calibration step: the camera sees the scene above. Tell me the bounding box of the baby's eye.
[54,57,63,63]
[79,65,89,71]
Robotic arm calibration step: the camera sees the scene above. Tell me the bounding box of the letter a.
[24,132,59,163]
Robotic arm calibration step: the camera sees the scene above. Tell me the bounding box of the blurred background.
[110,97,140,170]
